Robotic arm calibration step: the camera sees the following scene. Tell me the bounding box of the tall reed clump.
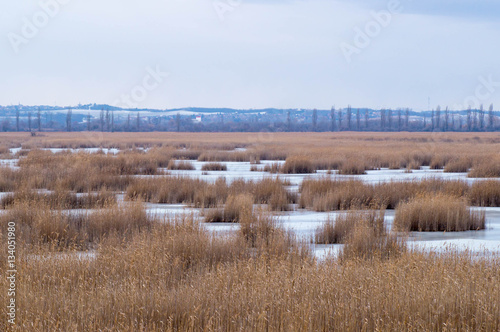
[338,159,367,175]
[198,151,249,162]
[0,200,152,249]
[238,210,304,258]
[204,193,253,222]
[429,155,451,169]
[263,162,282,173]
[468,180,500,207]
[339,219,406,261]
[314,211,385,244]
[252,177,296,211]
[126,177,295,211]
[393,194,485,232]
[281,156,315,174]
[299,178,485,212]
[0,188,116,209]
[0,144,9,155]
[444,157,473,173]
[126,176,227,207]
[0,167,17,192]
[468,158,500,178]
[300,179,375,211]
[201,162,228,171]
[166,160,195,170]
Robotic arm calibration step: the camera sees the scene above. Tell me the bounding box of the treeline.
[1,105,499,132]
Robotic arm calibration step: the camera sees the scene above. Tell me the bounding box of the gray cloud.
[1,0,499,110]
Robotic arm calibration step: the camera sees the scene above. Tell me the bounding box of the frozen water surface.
[145,202,500,258]
[0,159,19,169]
[161,161,498,186]
[2,155,499,258]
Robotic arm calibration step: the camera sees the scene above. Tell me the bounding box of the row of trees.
[2,105,499,132]
[305,105,497,132]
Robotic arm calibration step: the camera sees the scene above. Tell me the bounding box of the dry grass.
[0,188,116,209]
[0,211,498,331]
[468,180,500,207]
[250,165,261,172]
[337,159,367,175]
[0,167,17,192]
[201,162,228,171]
[263,162,282,173]
[429,155,451,169]
[340,219,406,261]
[468,157,500,178]
[1,132,500,330]
[281,156,315,174]
[126,176,226,207]
[0,144,9,154]
[314,211,385,244]
[126,177,296,211]
[166,160,195,170]
[204,193,253,222]
[2,132,499,176]
[252,178,296,211]
[444,156,473,173]
[393,194,486,232]
[198,151,248,162]
[0,200,152,249]
[300,177,498,211]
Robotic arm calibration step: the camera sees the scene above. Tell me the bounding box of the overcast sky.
[1,0,499,110]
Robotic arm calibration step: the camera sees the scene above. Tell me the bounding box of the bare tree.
[479,104,485,130]
[46,110,53,128]
[387,109,392,130]
[37,108,41,132]
[287,111,291,132]
[106,109,111,131]
[330,107,336,132]
[15,107,20,131]
[444,107,449,131]
[28,111,32,132]
[435,106,441,130]
[431,109,435,131]
[364,110,369,130]
[473,107,478,130]
[100,109,105,132]
[176,113,181,132]
[127,114,131,131]
[312,109,317,131]
[467,107,472,131]
[380,109,386,131]
[87,113,91,131]
[346,106,352,130]
[136,112,140,131]
[66,108,72,132]
[356,109,360,130]
[405,108,410,129]
[397,109,402,131]
[338,109,343,131]
[488,104,494,130]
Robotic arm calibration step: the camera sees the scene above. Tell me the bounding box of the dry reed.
[393,194,486,232]
[201,162,228,171]
[166,160,195,170]
[281,156,315,174]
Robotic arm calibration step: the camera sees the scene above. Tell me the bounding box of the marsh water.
[3,150,500,258]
